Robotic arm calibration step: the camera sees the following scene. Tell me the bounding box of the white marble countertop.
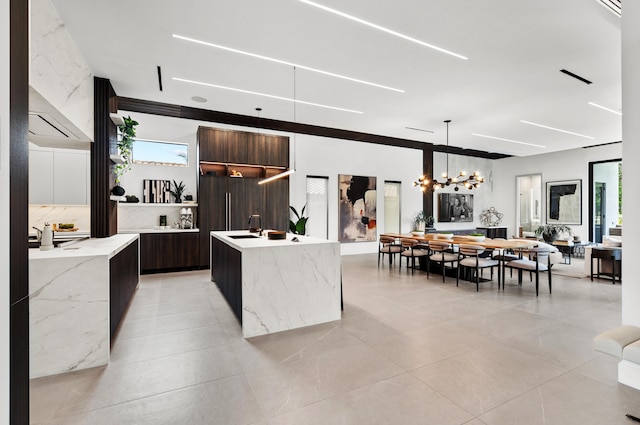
[211,230,335,251]
[120,228,199,234]
[29,233,138,260]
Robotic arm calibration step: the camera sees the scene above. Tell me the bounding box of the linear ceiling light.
[172,77,363,114]
[173,34,404,93]
[472,133,546,148]
[588,102,622,116]
[258,169,296,185]
[298,0,468,61]
[520,120,594,140]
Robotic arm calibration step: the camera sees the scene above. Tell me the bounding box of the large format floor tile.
[30,254,638,424]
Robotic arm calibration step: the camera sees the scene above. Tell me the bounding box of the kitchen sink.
[228,234,260,239]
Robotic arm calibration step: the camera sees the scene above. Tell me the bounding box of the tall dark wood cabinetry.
[198,127,289,267]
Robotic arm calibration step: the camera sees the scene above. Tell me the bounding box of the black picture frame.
[546,179,582,225]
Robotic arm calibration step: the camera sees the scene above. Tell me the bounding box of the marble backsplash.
[117,204,197,230]
[29,205,91,234]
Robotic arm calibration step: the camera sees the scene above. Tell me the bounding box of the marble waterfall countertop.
[211,231,342,338]
[29,234,139,378]
[212,230,336,250]
[28,233,138,260]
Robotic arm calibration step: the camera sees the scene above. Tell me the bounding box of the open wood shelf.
[199,161,287,179]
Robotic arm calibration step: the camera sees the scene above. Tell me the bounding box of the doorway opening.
[589,159,622,243]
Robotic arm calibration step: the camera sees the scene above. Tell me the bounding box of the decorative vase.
[111,185,125,196]
[174,197,182,203]
[543,231,558,243]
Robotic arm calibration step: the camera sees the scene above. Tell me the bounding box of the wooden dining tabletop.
[381,233,537,250]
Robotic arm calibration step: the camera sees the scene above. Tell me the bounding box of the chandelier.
[414,120,484,192]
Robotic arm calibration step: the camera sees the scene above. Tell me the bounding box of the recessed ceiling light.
[173,34,404,93]
[588,102,622,116]
[471,133,546,148]
[191,96,207,103]
[298,0,468,60]
[173,77,363,114]
[520,120,594,140]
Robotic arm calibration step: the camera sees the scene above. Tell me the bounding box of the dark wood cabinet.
[211,236,243,323]
[109,239,139,339]
[247,133,289,167]
[140,232,200,273]
[476,226,508,239]
[198,126,289,267]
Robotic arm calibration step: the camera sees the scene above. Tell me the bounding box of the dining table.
[380,233,537,251]
[381,233,538,284]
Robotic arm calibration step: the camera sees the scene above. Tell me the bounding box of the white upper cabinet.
[29,145,90,205]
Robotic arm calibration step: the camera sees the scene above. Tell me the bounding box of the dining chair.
[503,247,552,296]
[457,244,499,291]
[378,235,403,267]
[399,238,429,274]
[427,240,458,282]
[490,238,519,286]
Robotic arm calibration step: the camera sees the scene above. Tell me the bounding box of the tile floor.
[30,254,640,424]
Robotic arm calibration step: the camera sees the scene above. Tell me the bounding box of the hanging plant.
[114,115,138,183]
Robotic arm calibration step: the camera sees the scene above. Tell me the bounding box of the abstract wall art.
[338,174,377,242]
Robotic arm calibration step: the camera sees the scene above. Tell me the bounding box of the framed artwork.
[143,179,171,203]
[437,193,474,223]
[546,179,581,225]
[338,174,377,242]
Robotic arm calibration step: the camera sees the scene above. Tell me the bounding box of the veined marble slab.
[212,231,341,338]
[29,234,138,378]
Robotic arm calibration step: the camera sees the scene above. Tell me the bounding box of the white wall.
[622,0,640,326]
[491,143,622,241]
[1,0,10,418]
[117,114,198,203]
[430,151,495,232]
[290,134,423,255]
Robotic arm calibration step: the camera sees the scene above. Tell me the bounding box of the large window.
[306,176,329,239]
[132,139,189,166]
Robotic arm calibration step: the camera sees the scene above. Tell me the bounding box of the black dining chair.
[427,240,459,283]
[378,235,403,267]
[457,244,499,291]
[503,247,552,296]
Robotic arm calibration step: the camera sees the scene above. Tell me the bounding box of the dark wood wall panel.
[92,77,118,238]
[422,146,434,217]
[10,0,30,422]
[263,178,290,231]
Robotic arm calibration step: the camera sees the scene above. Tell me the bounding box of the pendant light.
[414,120,484,192]
[259,67,297,185]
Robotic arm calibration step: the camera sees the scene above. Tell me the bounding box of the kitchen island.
[211,231,341,338]
[29,234,139,378]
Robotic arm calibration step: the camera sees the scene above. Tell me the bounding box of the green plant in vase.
[535,223,572,243]
[170,180,186,203]
[289,205,308,235]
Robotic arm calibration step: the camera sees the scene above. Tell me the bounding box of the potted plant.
[535,223,572,243]
[113,115,139,194]
[411,211,434,235]
[289,205,308,235]
[170,180,186,203]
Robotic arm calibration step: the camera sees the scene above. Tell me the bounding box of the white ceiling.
[50,0,622,157]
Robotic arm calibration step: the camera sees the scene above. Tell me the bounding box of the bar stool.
[590,247,622,284]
